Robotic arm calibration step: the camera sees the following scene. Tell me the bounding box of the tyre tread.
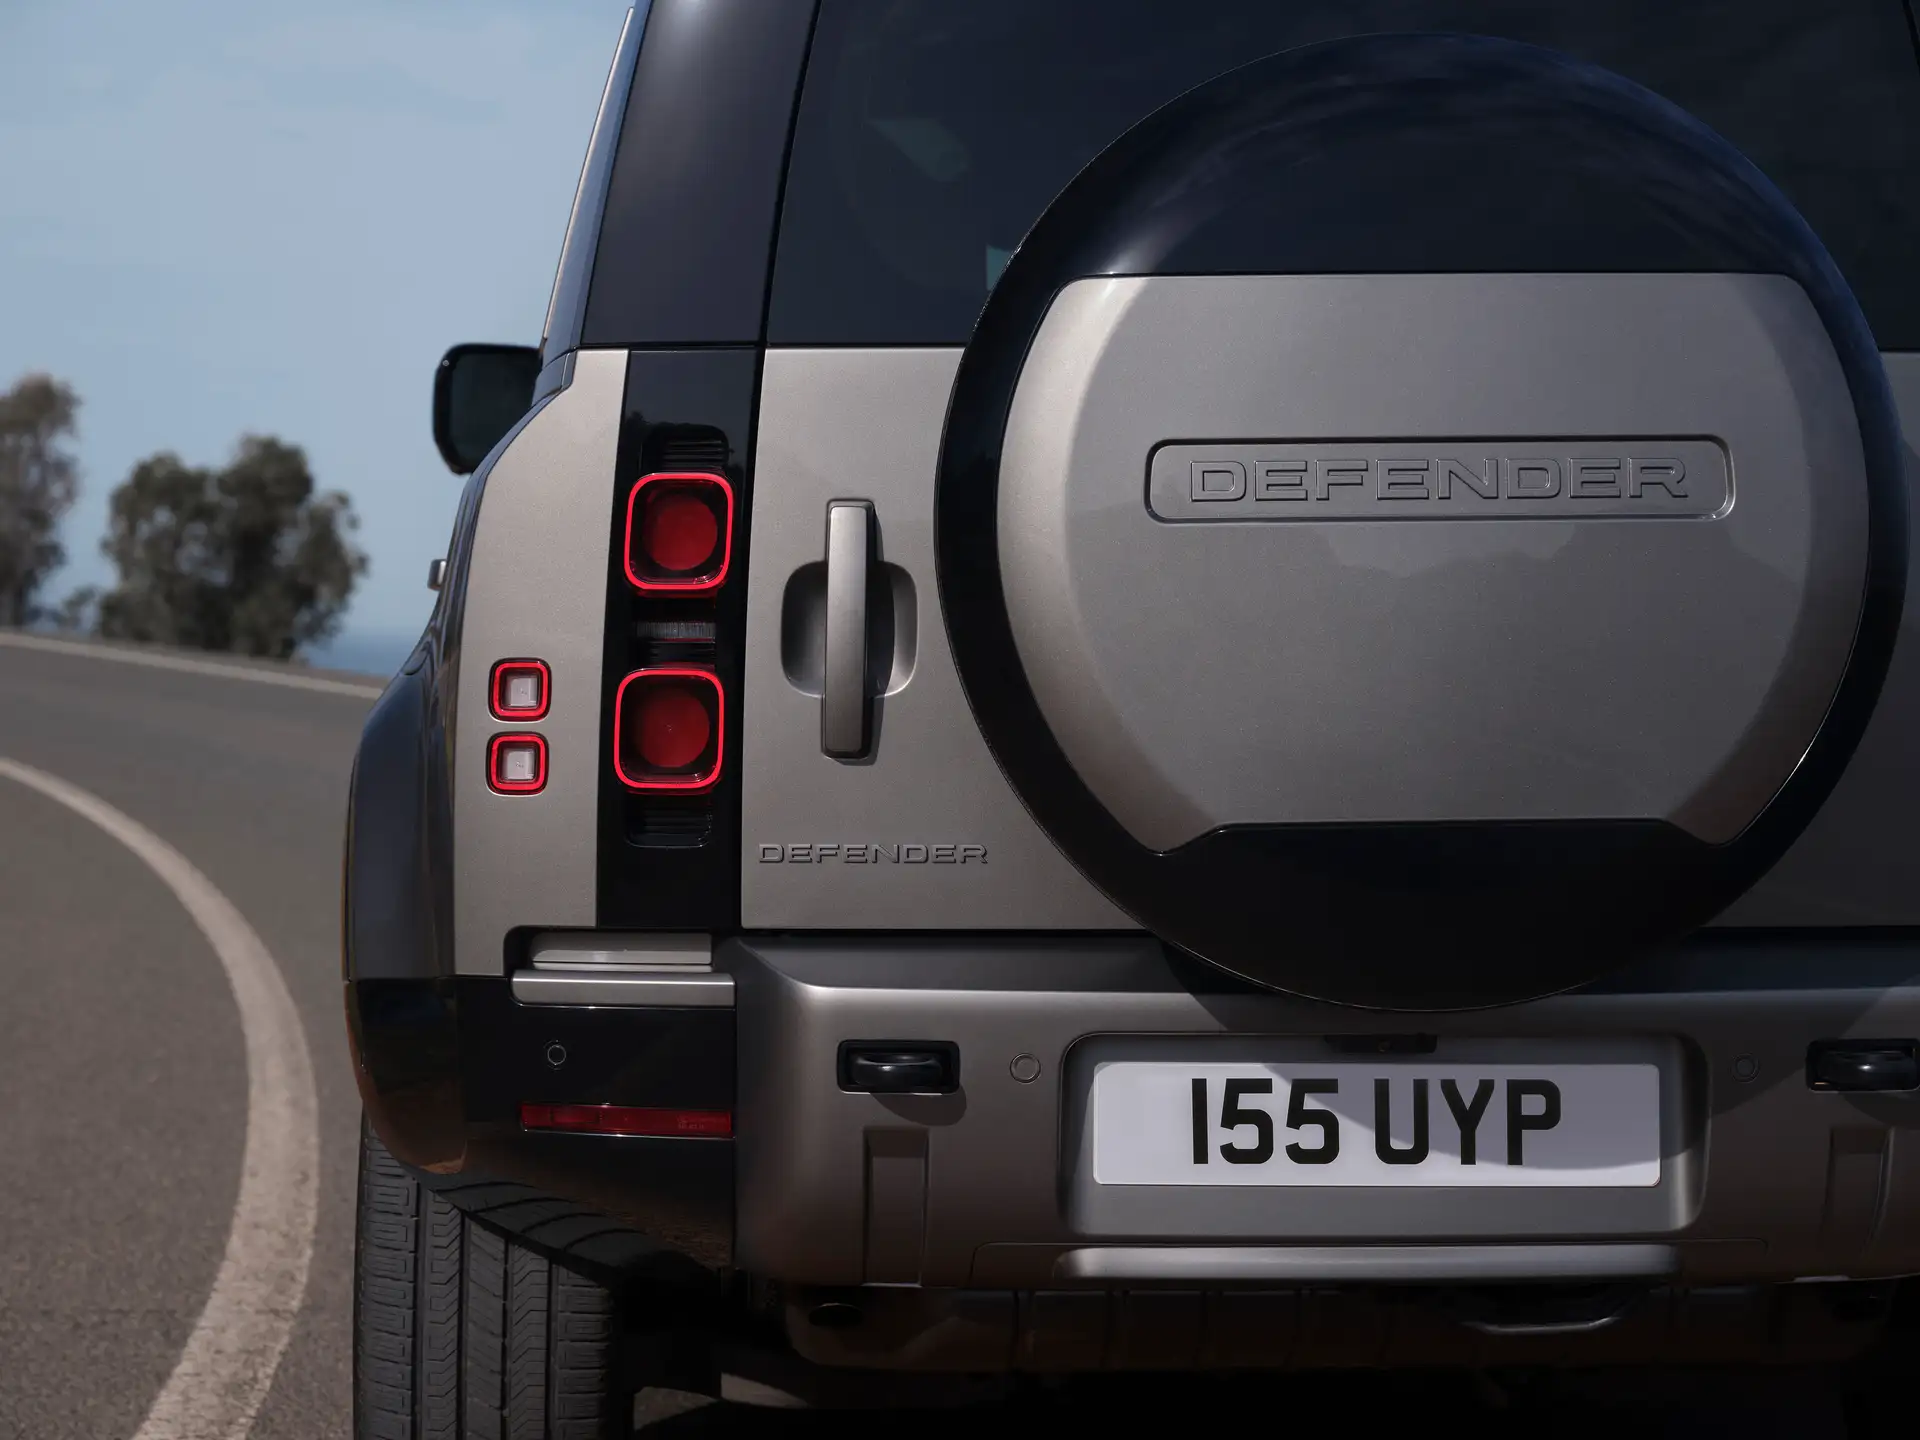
[354,1119,626,1440]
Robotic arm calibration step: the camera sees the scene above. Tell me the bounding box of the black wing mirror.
[432,343,542,475]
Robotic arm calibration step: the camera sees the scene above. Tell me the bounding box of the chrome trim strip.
[1054,1243,1679,1283]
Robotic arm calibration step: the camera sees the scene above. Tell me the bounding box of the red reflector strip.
[519,1103,732,1138]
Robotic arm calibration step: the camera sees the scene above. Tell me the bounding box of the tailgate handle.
[1807,1040,1919,1092]
[838,1041,960,1094]
[822,500,874,758]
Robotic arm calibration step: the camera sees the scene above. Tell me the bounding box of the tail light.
[623,471,734,592]
[613,667,724,790]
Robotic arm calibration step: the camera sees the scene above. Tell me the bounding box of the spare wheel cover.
[935,34,1907,1010]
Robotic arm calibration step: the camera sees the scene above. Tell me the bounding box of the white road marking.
[0,758,320,1440]
[0,629,386,698]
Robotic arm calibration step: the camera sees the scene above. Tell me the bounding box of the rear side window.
[769,0,1920,348]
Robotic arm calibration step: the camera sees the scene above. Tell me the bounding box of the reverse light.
[519,1103,732,1138]
[623,471,734,592]
[489,659,550,720]
[487,733,548,794]
[613,667,724,790]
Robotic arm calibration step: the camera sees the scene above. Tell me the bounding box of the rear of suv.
[345,3,1920,1434]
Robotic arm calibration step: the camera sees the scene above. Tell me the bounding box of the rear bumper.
[731,934,1920,1291]
[351,932,1920,1295]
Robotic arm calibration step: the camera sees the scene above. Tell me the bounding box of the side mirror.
[432,343,542,475]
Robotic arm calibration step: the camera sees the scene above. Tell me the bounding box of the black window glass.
[769,0,1920,347]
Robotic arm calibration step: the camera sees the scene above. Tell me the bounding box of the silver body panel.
[453,348,625,976]
[736,342,1916,930]
[997,273,1869,849]
[740,348,1127,929]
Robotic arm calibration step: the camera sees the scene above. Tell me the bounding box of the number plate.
[1089,1062,1661,1187]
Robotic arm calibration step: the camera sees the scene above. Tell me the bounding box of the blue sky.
[0,0,632,671]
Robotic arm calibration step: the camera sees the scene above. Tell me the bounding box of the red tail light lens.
[613,667,723,790]
[636,684,711,769]
[623,472,733,592]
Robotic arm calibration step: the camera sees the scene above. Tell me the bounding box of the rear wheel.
[354,1118,629,1439]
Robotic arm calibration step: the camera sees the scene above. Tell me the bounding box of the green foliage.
[96,434,368,659]
[0,374,82,627]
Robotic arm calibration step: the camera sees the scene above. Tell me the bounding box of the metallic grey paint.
[729,936,1920,1290]
[453,348,625,976]
[740,348,1127,929]
[997,274,1870,850]
[741,344,1916,927]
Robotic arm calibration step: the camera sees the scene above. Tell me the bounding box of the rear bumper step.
[511,968,735,1007]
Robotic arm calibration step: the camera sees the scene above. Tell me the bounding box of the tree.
[0,374,82,627]
[95,435,368,659]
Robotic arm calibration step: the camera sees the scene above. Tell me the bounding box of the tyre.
[354,1117,629,1439]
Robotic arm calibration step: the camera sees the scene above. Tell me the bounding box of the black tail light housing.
[598,353,757,922]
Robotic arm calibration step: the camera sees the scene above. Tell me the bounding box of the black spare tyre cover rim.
[935,34,1907,1011]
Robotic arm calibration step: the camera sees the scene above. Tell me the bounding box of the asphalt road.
[0,637,1872,1439]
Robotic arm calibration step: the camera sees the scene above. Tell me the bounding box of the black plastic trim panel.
[457,977,734,1119]
[935,34,1909,1011]
[596,349,761,928]
[347,976,736,1272]
[581,0,818,345]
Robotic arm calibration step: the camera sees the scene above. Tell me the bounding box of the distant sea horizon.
[305,625,421,678]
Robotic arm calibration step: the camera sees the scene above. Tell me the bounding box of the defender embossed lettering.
[758,842,988,864]
[1151,440,1730,520]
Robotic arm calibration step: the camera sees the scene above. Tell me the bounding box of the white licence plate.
[1090,1061,1661,1187]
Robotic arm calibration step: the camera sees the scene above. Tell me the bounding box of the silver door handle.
[822,500,872,757]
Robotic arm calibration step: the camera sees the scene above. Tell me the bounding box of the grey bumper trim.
[510,969,735,1007]
[1054,1243,1680,1283]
